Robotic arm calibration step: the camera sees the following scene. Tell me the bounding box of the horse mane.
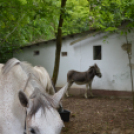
[28,88,56,117]
[88,65,95,73]
[2,58,36,76]
[2,58,20,74]
[88,64,99,73]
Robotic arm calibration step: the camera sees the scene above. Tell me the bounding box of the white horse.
[0,58,68,134]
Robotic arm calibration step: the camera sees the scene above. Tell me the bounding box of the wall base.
[56,87,133,99]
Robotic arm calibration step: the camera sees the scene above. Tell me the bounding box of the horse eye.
[30,128,36,134]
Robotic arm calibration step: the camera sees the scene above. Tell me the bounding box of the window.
[93,45,101,60]
[61,52,67,57]
[34,50,40,56]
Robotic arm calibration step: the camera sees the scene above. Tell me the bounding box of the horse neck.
[0,74,26,134]
[87,70,95,81]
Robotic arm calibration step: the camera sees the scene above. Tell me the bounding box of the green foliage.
[0,0,58,62]
[1,0,134,62]
[63,0,89,34]
[0,0,90,62]
[88,0,134,32]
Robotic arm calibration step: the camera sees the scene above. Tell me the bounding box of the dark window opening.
[93,46,101,60]
[61,52,67,56]
[34,50,40,56]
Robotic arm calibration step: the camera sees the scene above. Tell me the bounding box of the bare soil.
[61,97,134,134]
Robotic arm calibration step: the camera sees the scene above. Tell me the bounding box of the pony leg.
[89,83,94,97]
[66,81,73,97]
[84,84,88,99]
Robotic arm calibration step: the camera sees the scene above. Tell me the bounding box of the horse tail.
[2,58,20,74]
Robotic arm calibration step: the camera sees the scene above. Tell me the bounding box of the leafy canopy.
[88,0,134,32]
[1,0,134,62]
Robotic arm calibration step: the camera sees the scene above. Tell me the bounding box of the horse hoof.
[89,96,94,99]
[84,95,88,99]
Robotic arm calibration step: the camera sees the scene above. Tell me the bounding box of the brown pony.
[66,64,102,98]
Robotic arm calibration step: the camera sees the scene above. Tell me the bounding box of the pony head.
[19,84,69,134]
[94,63,102,78]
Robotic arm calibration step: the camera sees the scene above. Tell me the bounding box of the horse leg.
[66,81,73,97]
[84,84,88,99]
[89,83,94,97]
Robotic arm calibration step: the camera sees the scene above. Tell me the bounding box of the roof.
[21,29,98,48]
[21,20,130,49]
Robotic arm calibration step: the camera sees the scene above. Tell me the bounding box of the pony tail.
[2,58,20,74]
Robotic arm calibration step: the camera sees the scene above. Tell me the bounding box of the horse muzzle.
[97,73,102,78]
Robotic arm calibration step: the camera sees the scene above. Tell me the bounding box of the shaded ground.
[61,97,134,134]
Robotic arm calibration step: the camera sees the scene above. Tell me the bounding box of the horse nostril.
[30,128,35,134]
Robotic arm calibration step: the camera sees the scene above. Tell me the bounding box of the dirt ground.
[60,97,134,134]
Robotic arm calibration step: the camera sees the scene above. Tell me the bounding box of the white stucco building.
[14,31,134,97]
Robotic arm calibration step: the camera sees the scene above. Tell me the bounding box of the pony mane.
[88,65,95,73]
[88,64,100,73]
[28,88,56,117]
[2,58,35,76]
[2,58,20,74]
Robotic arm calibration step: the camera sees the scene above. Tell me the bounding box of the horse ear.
[52,83,69,107]
[18,91,28,107]
[94,63,97,67]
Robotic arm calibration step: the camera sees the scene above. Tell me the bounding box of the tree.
[52,0,67,86]
[124,33,134,108]
[0,0,90,63]
[0,0,59,62]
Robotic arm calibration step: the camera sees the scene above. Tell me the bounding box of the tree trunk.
[52,0,67,86]
[126,35,134,109]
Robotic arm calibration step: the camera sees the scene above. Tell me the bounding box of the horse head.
[19,83,69,134]
[94,63,102,78]
[88,64,102,78]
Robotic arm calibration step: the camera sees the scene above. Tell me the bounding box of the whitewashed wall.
[14,32,134,91]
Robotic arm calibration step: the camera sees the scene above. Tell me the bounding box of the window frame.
[93,45,102,60]
[34,50,40,56]
[61,52,67,57]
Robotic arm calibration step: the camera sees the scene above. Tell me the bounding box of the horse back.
[33,66,55,94]
[67,70,88,83]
